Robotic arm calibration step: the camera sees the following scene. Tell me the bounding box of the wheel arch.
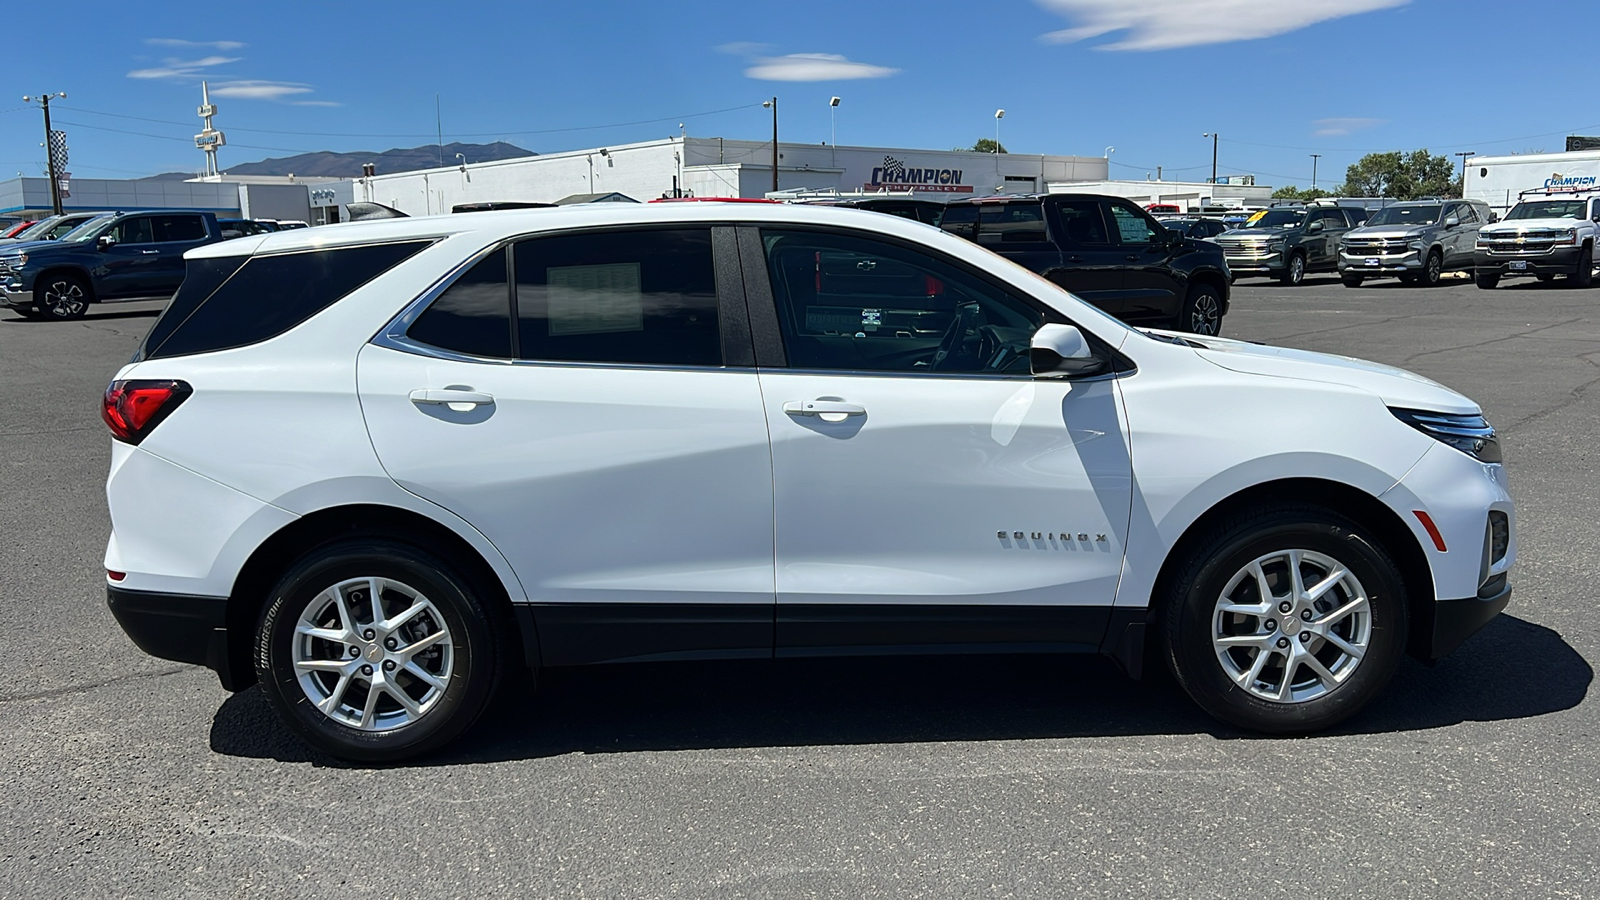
[220,503,536,691]
[30,265,96,301]
[1131,477,1436,670]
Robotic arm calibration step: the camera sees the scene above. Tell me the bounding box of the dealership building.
[351,137,1110,215]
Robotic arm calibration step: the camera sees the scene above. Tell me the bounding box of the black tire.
[1178,283,1224,336]
[255,539,505,762]
[1278,253,1306,286]
[1161,505,1408,734]
[1475,272,1500,290]
[1573,245,1594,288]
[1340,273,1364,288]
[34,272,92,320]
[1420,250,1444,287]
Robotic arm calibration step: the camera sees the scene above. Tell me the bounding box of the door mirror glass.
[1030,323,1103,377]
[1444,215,1461,227]
[97,234,116,250]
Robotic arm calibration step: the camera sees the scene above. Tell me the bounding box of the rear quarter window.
[139,240,431,360]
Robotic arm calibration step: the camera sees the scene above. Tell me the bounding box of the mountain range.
[143,141,536,180]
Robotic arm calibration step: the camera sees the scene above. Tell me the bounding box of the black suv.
[939,194,1231,334]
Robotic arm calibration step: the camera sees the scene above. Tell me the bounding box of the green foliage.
[1272,185,1331,201]
[962,138,1007,154]
[1341,150,1460,199]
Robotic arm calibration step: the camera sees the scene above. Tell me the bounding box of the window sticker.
[546,262,643,336]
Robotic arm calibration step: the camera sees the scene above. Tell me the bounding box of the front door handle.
[784,400,866,418]
[409,389,495,408]
[140,250,161,255]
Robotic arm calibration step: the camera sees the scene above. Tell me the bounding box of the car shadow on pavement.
[1,309,160,323]
[208,614,1590,767]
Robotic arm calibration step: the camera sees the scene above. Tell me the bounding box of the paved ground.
[2,274,1597,898]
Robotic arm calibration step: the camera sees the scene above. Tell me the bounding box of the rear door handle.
[409,389,495,407]
[784,400,865,417]
[141,250,161,255]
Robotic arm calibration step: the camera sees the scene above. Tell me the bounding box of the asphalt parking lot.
[2,273,1597,899]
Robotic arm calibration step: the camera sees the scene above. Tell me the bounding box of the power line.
[54,102,764,140]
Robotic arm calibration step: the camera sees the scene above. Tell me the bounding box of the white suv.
[103,203,1515,761]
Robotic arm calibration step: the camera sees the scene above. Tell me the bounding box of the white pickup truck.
[1474,191,1600,288]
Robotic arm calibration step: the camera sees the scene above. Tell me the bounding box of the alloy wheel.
[1190,293,1222,335]
[42,280,86,318]
[1211,549,1371,703]
[291,576,454,730]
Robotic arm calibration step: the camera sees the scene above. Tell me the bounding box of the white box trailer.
[1465,150,1600,216]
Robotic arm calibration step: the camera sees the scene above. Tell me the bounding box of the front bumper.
[1338,248,1423,275]
[0,283,31,309]
[1474,244,1584,277]
[1220,251,1286,275]
[1419,580,1512,660]
[107,585,237,686]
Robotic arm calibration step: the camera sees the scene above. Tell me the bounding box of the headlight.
[1555,228,1578,245]
[1407,239,1424,250]
[1391,407,1501,463]
[1266,240,1285,251]
[0,254,24,267]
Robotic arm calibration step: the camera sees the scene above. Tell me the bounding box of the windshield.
[1506,200,1588,221]
[1243,209,1306,229]
[58,215,116,242]
[1365,205,1441,227]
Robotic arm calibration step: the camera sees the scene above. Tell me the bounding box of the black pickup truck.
[0,210,224,319]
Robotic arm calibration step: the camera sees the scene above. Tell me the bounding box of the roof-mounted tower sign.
[195,81,226,177]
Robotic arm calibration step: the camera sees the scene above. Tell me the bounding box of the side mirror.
[1166,227,1186,245]
[1030,324,1104,377]
[1306,220,1325,234]
[1444,215,1461,227]
[96,234,116,250]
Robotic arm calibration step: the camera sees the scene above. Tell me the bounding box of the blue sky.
[4,0,1596,189]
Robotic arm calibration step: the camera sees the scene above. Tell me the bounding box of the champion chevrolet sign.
[867,155,974,193]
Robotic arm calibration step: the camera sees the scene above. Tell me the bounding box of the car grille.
[1342,239,1409,255]
[0,260,16,278]
[1218,240,1274,259]
[1478,231,1564,255]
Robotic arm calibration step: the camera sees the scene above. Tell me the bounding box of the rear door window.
[513,228,722,367]
[406,249,512,358]
[975,203,1048,246]
[140,241,431,360]
[1052,200,1113,246]
[154,215,208,243]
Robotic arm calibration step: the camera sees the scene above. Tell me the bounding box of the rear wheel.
[1162,506,1408,734]
[1279,253,1306,286]
[1475,272,1500,290]
[35,273,92,319]
[1573,245,1594,288]
[255,539,504,762]
[1179,283,1224,336]
[1340,273,1364,288]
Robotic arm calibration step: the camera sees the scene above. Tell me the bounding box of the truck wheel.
[1573,245,1594,288]
[1179,283,1224,336]
[1421,250,1444,286]
[35,273,92,320]
[1340,273,1364,288]
[1279,253,1306,286]
[1475,272,1500,290]
[1162,505,1408,734]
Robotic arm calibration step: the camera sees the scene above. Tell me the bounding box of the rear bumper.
[1420,581,1512,660]
[107,585,238,688]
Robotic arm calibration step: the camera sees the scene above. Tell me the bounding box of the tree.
[960,138,1007,154]
[1272,185,1331,201]
[1341,149,1459,199]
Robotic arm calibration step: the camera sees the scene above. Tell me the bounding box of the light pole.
[1455,151,1476,196]
[994,109,1005,152]
[1310,153,1321,191]
[829,96,840,167]
[23,92,67,215]
[1202,132,1219,185]
[762,97,779,193]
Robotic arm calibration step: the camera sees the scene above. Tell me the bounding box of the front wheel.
[1475,272,1500,290]
[255,540,505,762]
[1279,254,1306,286]
[1162,506,1408,734]
[1340,273,1364,288]
[35,273,92,319]
[1420,250,1444,286]
[1573,245,1594,288]
[1179,284,1224,336]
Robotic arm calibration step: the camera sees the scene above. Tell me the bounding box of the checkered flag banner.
[48,130,68,172]
[882,155,905,179]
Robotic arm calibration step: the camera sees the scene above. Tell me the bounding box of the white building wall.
[1046,180,1274,209]
[1465,150,1600,214]
[355,137,1111,216]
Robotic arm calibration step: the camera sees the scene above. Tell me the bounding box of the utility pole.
[1455,151,1476,196]
[1202,132,1219,185]
[23,92,66,215]
[762,97,778,192]
[1310,153,1321,191]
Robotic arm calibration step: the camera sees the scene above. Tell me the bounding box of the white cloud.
[1314,117,1386,136]
[744,53,899,82]
[208,80,314,100]
[1037,0,1409,50]
[716,42,772,56]
[127,54,239,80]
[145,38,245,50]
[292,100,343,107]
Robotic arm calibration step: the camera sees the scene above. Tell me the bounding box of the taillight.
[102,379,192,444]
